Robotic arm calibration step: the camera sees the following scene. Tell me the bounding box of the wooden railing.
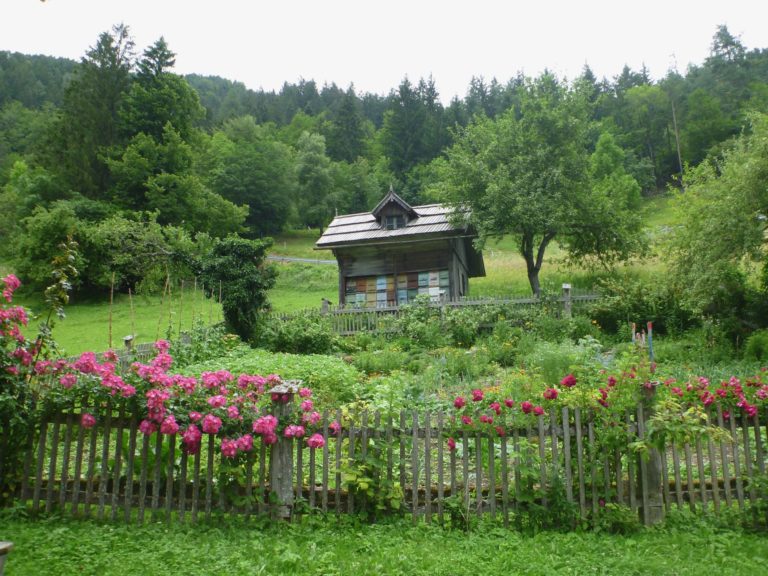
[11,403,766,526]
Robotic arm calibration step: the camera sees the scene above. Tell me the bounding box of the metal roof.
[315,203,471,249]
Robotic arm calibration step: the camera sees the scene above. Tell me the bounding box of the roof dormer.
[372,187,417,230]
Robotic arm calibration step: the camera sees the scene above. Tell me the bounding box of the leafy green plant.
[342,436,403,521]
[591,503,642,534]
[744,329,768,362]
[261,311,337,355]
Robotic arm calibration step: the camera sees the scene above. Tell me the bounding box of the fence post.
[268,380,301,519]
[562,283,572,318]
[638,385,665,525]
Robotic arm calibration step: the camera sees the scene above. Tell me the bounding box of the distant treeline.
[0,24,766,296]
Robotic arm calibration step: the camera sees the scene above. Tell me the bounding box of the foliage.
[199,236,277,341]
[591,503,642,535]
[183,346,363,405]
[343,436,403,521]
[434,73,644,295]
[744,329,768,362]
[261,311,338,355]
[590,273,696,335]
[667,112,768,333]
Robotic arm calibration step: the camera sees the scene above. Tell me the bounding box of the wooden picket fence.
[11,402,767,526]
[271,288,601,336]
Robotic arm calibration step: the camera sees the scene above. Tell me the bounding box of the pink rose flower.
[543,388,558,400]
[160,415,180,435]
[81,413,96,429]
[306,433,325,449]
[471,389,484,402]
[201,414,222,434]
[533,406,544,416]
[454,396,466,409]
[447,437,456,451]
[521,401,533,414]
[560,374,577,388]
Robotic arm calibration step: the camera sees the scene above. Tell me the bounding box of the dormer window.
[385,214,405,230]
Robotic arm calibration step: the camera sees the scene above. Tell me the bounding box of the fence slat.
[97,411,111,520]
[574,408,585,516]
[83,425,97,519]
[179,449,189,523]
[308,442,316,512]
[335,410,342,514]
[626,411,636,513]
[138,433,150,522]
[717,406,732,507]
[741,413,756,505]
[500,432,509,527]
[151,431,163,520]
[32,419,48,514]
[347,421,355,515]
[123,418,137,522]
[205,434,214,520]
[462,430,469,512]
[165,434,176,522]
[684,443,695,512]
[59,414,73,510]
[321,411,330,513]
[475,430,482,516]
[411,412,419,523]
[695,438,707,511]
[110,407,125,522]
[562,408,573,505]
[424,412,432,524]
[71,413,86,516]
[512,426,521,514]
[399,411,407,507]
[728,412,744,509]
[660,445,671,513]
[614,449,623,505]
[754,412,765,476]
[45,420,60,514]
[587,417,597,517]
[636,404,650,526]
[257,442,266,517]
[385,414,394,508]
[487,431,496,519]
[538,417,547,507]
[437,413,445,525]
[706,432,720,514]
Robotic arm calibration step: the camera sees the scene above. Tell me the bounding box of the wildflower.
[560,374,577,388]
[447,437,456,451]
[306,433,325,449]
[454,396,466,409]
[533,406,544,416]
[543,388,558,401]
[471,389,484,402]
[201,414,222,434]
[521,401,533,414]
[81,413,96,429]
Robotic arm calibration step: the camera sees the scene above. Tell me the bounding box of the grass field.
[2,514,765,576]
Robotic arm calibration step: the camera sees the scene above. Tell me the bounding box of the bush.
[591,275,696,335]
[261,312,337,355]
[744,329,768,362]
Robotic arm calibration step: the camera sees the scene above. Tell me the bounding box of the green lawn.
[1,515,764,576]
[17,288,223,357]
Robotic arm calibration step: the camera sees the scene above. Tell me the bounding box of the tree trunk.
[520,231,555,297]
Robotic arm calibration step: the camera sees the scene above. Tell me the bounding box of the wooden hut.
[315,188,485,307]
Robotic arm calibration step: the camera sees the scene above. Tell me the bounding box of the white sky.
[2,0,767,103]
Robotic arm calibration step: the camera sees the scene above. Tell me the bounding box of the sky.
[2,0,767,103]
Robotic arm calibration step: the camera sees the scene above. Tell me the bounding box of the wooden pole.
[108,272,115,350]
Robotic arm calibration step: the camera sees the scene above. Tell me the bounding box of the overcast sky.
[2,0,767,102]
